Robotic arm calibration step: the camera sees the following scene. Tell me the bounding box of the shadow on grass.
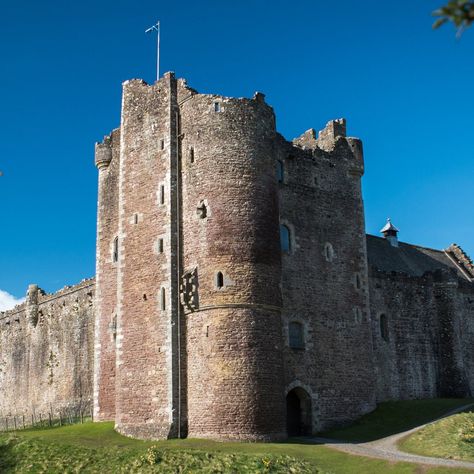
[315,398,474,443]
[0,439,18,473]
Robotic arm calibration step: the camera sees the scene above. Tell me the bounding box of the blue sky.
[1,0,473,303]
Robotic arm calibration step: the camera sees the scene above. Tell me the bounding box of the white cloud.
[0,290,25,311]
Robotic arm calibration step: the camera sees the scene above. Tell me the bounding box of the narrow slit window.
[161,288,166,311]
[280,225,291,253]
[134,214,138,224]
[112,237,119,263]
[160,185,165,205]
[160,139,165,150]
[325,243,334,262]
[277,160,284,183]
[216,272,224,289]
[158,238,164,253]
[380,314,389,342]
[189,147,195,163]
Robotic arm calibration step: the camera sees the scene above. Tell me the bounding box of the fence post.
[13,416,17,431]
[22,414,25,430]
[5,418,8,432]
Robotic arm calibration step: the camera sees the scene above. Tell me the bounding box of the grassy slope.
[399,410,474,463]
[322,398,474,442]
[0,399,473,473]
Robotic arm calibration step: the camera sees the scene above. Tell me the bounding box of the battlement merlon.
[292,119,364,176]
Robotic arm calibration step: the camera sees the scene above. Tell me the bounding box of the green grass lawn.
[1,399,473,473]
[322,398,474,442]
[399,409,474,463]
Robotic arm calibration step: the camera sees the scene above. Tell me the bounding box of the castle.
[1,72,473,441]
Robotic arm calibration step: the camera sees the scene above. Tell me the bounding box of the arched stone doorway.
[286,387,312,436]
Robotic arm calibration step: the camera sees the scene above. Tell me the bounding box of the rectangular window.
[160,139,165,150]
[159,238,164,253]
[113,237,119,263]
[160,185,165,205]
[214,102,221,112]
[289,322,304,349]
[161,288,166,311]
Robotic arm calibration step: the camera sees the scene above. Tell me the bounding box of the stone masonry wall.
[279,122,376,432]
[93,128,120,421]
[179,84,287,440]
[369,269,474,401]
[112,74,179,439]
[0,279,95,422]
[457,281,474,396]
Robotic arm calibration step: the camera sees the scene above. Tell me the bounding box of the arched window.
[380,314,389,342]
[112,237,119,263]
[289,321,304,349]
[277,160,284,183]
[280,225,291,253]
[216,271,224,289]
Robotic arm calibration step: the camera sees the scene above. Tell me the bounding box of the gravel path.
[309,403,474,470]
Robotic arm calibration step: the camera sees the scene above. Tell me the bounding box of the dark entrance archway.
[286,387,312,436]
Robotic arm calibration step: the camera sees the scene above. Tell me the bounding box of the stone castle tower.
[1,73,472,440]
[93,73,377,440]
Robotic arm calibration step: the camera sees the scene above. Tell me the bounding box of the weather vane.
[145,21,160,82]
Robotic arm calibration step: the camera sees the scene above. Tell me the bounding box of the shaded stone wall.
[457,281,474,396]
[0,280,94,420]
[369,269,474,401]
[279,122,376,432]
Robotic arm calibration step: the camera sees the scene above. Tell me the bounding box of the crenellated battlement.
[0,278,94,326]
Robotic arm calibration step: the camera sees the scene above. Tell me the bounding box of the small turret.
[95,136,113,170]
[380,218,399,248]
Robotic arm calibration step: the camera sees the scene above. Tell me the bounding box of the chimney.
[380,218,399,248]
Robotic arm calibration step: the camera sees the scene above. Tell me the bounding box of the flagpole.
[157,21,160,81]
[145,21,161,82]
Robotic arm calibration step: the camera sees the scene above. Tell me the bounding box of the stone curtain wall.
[458,281,474,395]
[0,279,95,426]
[369,270,474,402]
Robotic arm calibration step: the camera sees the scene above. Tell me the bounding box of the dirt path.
[310,403,474,470]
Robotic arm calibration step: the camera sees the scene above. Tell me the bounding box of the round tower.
[179,87,286,440]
